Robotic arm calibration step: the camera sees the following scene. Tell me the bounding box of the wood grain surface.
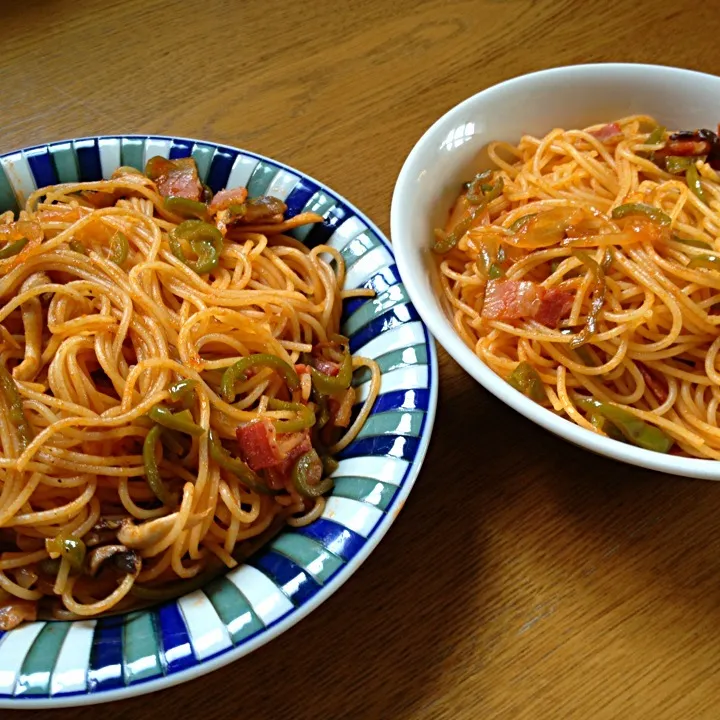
[3,0,720,717]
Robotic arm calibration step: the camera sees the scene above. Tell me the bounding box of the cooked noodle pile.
[436,115,720,459]
[0,158,379,627]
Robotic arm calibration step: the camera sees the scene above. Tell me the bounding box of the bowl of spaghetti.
[391,63,720,479]
[0,136,437,707]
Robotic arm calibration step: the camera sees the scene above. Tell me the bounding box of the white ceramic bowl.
[391,63,720,480]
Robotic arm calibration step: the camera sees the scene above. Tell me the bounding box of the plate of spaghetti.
[392,63,720,480]
[0,135,437,707]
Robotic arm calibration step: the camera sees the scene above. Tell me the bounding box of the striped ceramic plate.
[0,136,437,708]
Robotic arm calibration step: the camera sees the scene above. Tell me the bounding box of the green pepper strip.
[328,332,350,348]
[477,243,505,279]
[673,235,713,250]
[665,156,694,174]
[465,170,493,204]
[161,429,186,456]
[645,125,666,146]
[0,237,28,260]
[488,263,504,279]
[588,411,625,442]
[38,558,61,576]
[321,454,339,476]
[45,534,86,572]
[169,220,223,274]
[310,352,352,396]
[267,398,316,433]
[208,430,277,495]
[168,378,197,409]
[687,254,720,271]
[484,177,504,203]
[69,240,87,255]
[507,362,549,406]
[315,394,330,429]
[574,346,596,366]
[0,364,32,449]
[575,396,673,453]
[148,405,204,436]
[221,353,300,403]
[169,378,197,402]
[686,164,707,204]
[611,203,671,226]
[508,214,537,233]
[569,249,613,349]
[144,156,170,180]
[142,425,175,506]
[164,196,210,221]
[110,231,129,266]
[292,449,333,498]
[433,214,475,254]
[433,176,505,254]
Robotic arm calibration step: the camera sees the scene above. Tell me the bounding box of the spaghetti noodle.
[436,115,720,460]
[0,157,380,628]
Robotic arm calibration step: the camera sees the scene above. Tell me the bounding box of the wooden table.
[4,1,720,717]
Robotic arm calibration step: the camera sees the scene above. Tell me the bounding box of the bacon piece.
[535,288,574,327]
[314,358,340,376]
[236,419,281,471]
[154,158,203,201]
[590,123,623,142]
[209,187,248,213]
[482,280,544,322]
[636,361,668,404]
[236,419,314,473]
[0,599,37,631]
[482,280,573,328]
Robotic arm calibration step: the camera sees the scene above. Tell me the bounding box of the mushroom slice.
[85,517,125,547]
[118,509,209,550]
[87,545,141,576]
